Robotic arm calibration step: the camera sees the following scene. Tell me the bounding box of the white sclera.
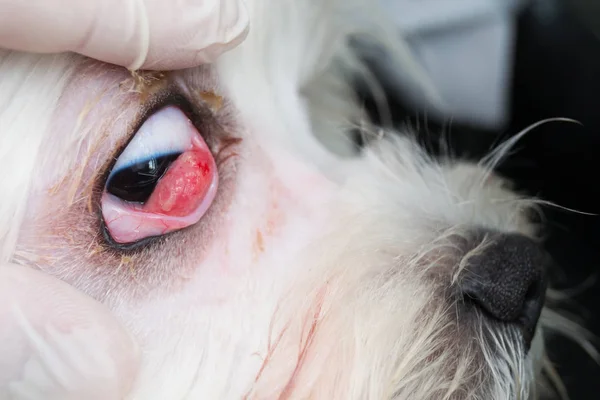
[110,106,201,175]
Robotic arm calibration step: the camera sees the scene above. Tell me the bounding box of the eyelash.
[95,89,236,253]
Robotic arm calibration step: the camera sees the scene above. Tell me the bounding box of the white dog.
[0,0,592,399]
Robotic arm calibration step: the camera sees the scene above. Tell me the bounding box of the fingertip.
[0,264,139,399]
[0,0,250,71]
[196,0,251,63]
[134,0,251,70]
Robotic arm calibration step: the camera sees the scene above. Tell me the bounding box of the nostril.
[520,277,547,338]
[458,231,549,342]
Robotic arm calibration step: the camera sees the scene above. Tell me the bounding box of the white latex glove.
[0,264,139,399]
[0,0,249,70]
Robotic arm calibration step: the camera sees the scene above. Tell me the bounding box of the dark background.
[360,0,600,397]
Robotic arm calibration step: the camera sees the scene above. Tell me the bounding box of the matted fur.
[0,0,595,399]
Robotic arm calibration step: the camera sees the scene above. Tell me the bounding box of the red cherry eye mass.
[144,149,214,217]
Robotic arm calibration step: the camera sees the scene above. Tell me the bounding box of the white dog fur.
[0,0,595,399]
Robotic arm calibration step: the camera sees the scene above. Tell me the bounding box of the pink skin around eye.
[102,131,218,244]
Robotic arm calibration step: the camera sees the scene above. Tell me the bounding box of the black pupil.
[107,153,181,203]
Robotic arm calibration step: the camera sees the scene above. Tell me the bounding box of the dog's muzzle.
[459,231,549,347]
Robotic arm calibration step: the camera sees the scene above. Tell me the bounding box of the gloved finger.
[0,263,139,400]
[0,0,249,71]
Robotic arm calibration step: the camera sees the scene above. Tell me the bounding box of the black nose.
[460,232,548,341]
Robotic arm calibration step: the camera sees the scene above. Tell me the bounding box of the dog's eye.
[101,105,217,245]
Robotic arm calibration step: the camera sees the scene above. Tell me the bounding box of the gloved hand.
[0,264,139,399]
[0,0,249,70]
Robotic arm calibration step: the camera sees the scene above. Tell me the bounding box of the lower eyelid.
[101,169,218,244]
